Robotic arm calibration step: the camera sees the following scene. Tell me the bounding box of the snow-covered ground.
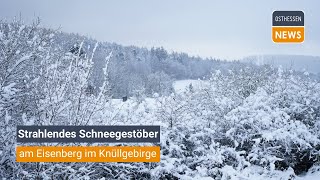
[106,79,320,180]
[173,79,208,93]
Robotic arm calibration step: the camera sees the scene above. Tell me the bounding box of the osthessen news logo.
[272,11,304,43]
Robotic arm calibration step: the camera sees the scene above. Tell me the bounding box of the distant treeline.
[54,32,242,98]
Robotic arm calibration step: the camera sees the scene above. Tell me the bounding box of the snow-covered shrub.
[0,18,55,178]
[31,42,112,126]
[0,19,113,178]
[218,68,320,174]
[149,65,320,178]
[149,126,253,179]
[156,93,193,128]
[209,65,273,104]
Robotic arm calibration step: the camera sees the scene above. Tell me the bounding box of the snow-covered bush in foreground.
[0,18,55,177]
[31,42,112,126]
[0,19,113,178]
[151,66,320,179]
[222,69,320,174]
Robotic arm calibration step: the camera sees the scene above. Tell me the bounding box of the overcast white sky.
[0,0,319,60]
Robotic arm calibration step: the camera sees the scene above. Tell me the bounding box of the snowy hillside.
[242,55,320,74]
[173,79,209,93]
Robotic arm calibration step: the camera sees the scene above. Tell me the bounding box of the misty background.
[1,0,319,60]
